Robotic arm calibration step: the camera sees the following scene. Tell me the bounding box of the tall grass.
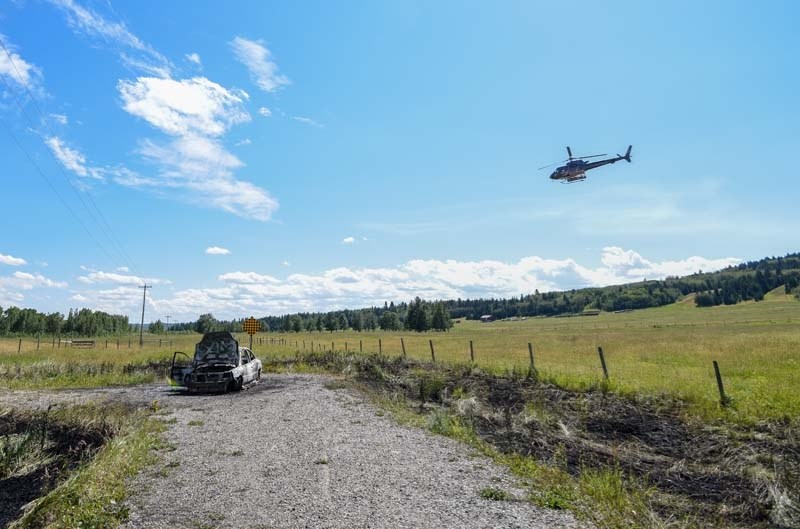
[1,291,798,421]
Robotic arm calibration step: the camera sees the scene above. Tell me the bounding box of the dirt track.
[0,375,585,529]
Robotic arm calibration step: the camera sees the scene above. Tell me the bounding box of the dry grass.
[1,290,798,421]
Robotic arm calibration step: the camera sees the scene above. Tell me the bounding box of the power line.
[0,114,120,265]
[0,37,136,272]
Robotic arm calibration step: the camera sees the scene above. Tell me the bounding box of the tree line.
[0,307,129,337]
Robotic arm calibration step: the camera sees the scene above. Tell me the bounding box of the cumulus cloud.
[67,247,739,321]
[118,77,250,137]
[0,253,26,266]
[185,52,202,66]
[258,106,271,117]
[205,246,231,255]
[50,0,171,77]
[229,36,289,93]
[77,269,167,286]
[0,271,67,290]
[342,236,355,244]
[117,77,279,221]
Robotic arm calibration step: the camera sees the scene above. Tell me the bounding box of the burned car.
[170,331,262,393]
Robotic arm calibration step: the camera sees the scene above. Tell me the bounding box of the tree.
[351,312,363,332]
[431,302,452,331]
[324,312,339,333]
[150,319,165,334]
[195,313,217,334]
[379,311,400,331]
[291,315,303,333]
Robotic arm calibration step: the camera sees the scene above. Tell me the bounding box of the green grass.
[9,405,165,529]
[1,290,798,421]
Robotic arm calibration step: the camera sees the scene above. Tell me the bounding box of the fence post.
[429,339,435,363]
[469,340,474,362]
[345,342,348,353]
[528,343,534,369]
[598,346,609,379]
[379,339,382,355]
[37,337,40,350]
[52,336,55,348]
[117,339,120,350]
[331,341,334,353]
[401,337,406,357]
[360,339,363,353]
[18,339,22,353]
[128,339,131,348]
[105,339,108,349]
[713,361,730,407]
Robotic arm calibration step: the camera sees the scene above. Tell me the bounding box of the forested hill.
[249,252,800,332]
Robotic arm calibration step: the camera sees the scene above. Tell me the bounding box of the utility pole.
[165,315,171,333]
[139,284,152,346]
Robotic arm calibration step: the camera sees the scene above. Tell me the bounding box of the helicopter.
[540,145,632,183]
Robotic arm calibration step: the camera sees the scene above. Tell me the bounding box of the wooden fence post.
[331,341,334,353]
[379,339,382,355]
[18,339,22,353]
[401,337,406,358]
[429,339,436,362]
[469,340,474,362]
[52,336,55,348]
[37,337,40,350]
[360,339,363,353]
[528,343,535,369]
[345,342,348,353]
[713,360,730,407]
[117,339,120,350]
[106,339,109,349]
[597,346,609,379]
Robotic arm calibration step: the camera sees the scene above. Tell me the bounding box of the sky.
[0,0,798,322]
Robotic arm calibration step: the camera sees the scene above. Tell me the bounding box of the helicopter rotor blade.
[566,146,573,160]
[573,153,607,160]
[537,162,559,170]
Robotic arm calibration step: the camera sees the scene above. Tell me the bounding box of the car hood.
[194,332,239,365]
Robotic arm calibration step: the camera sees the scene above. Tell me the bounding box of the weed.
[480,487,510,501]
[187,420,204,427]
[314,458,329,465]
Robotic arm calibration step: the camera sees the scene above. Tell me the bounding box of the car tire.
[234,377,243,391]
[256,369,261,381]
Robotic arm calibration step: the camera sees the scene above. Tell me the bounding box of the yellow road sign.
[243,317,261,335]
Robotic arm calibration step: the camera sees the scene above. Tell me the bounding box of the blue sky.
[0,0,797,321]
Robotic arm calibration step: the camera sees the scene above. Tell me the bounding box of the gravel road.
[1,375,586,529]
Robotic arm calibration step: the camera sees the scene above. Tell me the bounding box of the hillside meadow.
[1,289,798,422]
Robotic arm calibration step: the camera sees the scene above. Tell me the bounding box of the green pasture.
[1,289,798,422]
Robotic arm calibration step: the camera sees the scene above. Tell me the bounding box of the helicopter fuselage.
[549,147,632,183]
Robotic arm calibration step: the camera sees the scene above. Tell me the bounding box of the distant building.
[479,315,494,323]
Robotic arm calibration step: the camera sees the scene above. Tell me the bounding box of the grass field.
[1,289,798,422]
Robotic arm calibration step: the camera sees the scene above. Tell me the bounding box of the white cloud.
[0,34,43,95]
[292,116,323,128]
[66,247,740,321]
[258,106,271,117]
[50,0,171,77]
[0,271,67,290]
[118,77,250,137]
[45,136,103,180]
[185,52,202,66]
[342,236,355,244]
[0,253,26,266]
[117,77,278,221]
[230,36,290,93]
[50,113,68,125]
[282,261,290,267]
[77,270,166,286]
[205,246,231,255]
[116,266,129,272]
[235,138,252,146]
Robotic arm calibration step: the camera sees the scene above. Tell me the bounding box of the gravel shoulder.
[1,375,586,529]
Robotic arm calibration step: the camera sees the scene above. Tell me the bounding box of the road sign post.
[243,317,261,350]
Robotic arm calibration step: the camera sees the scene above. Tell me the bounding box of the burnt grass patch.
[0,408,117,527]
[267,352,800,528]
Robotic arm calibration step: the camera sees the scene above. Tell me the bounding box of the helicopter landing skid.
[562,175,587,184]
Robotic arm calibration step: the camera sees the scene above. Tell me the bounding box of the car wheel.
[234,377,243,391]
[256,369,261,381]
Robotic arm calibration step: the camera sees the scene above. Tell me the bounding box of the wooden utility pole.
[138,284,152,346]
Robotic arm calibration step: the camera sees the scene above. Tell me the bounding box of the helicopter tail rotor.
[621,145,632,162]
